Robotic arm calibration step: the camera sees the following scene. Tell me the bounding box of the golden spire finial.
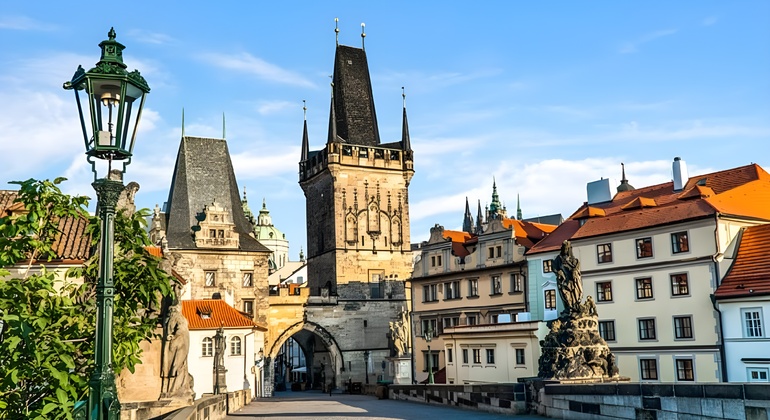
[361,22,366,50]
[335,17,339,46]
[303,99,307,120]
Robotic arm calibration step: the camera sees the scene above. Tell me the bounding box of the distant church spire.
[489,177,503,219]
[301,100,309,161]
[476,199,484,234]
[401,87,412,152]
[517,193,522,220]
[617,162,635,192]
[462,197,474,234]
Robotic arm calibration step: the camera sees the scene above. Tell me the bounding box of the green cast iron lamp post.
[64,28,150,420]
[425,325,434,384]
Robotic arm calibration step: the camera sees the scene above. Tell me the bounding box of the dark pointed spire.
[517,193,522,220]
[462,197,474,234]
[301,100,309,161]
[476,199,484,234]
[489,177,502,219]
[617,162,635,192]
[328,42,380,146]
[327,78,339,143]
[401,87,412,152]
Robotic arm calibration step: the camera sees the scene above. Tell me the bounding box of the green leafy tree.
[0,178,174,419]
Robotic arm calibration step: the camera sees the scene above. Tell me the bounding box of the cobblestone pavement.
[226,390,546,419]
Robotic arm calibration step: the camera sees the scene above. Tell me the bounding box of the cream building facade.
[410,191,557,383]
[527,160,770,383]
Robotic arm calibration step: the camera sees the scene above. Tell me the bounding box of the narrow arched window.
[202,337,213,357]
[230,336,242,356]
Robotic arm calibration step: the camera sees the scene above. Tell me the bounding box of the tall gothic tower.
[299,43,414,297]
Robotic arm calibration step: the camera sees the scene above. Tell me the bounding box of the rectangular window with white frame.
[510,273,523,292]
[640,358,658,380]
[462,349,469,364]
[515,348,525,365]
[423,284,438,302]
[491,275,502,295]
[742,308,764,338]
[671,231,689,254]
[636,237,653,259]
[598,320,616,341]
[466,314,478,325]
[638,318,657,340]
[597,243,613,263]
[748,368,769,382]
[597,281,613,302]
[544,289,557,310]
[468,278,479,297]
[543,260,553,273]
[674,316,694,339]
[447,348,453,364]
[486,348,495,364]
[472,348,481,364]
[675,358,694,381]
[636,277,653,300]
[444,281,461,300]
[670,273,689,296]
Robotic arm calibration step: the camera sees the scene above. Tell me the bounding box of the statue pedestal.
[538,309,619,380]
[388,357,412,385]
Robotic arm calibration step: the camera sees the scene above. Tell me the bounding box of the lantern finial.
[108,27,116,40]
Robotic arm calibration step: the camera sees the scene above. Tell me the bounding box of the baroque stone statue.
[538,240,620,380]
[389,307,409,357]
[553,240,582,314]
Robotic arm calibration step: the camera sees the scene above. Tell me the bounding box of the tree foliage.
[0,178,174,419]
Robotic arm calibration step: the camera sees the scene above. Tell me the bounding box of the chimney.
[673,157,689,191]
[587,178,612,205]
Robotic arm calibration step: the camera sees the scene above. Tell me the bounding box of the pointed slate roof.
[462,197,473,234]
[328,45,380,146]
[401,103,412,151]
[164,136,270,252]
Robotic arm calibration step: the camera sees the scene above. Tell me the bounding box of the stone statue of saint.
[389,307,409,356]
[214,327,225,368]
[160,304,191,399]
[552,240,583,313]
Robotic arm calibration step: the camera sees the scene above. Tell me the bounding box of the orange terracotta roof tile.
[572,206,606,219]
[715,224,770,299]
[182,299,261,330]
[677,185,715,200]
[442,230,472,243]
[571,164,770,240]
[620,196,657,211]
[145,246,163,258]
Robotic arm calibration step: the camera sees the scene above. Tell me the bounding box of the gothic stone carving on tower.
[538,241,620,380]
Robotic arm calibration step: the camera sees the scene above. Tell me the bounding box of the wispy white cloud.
[230,149,300,179]
[619,29,678,54]
[256,100,295,115]
[197,52,315,88]
[376,68,502,93]
[702,16,718,26]
[0,15,57,31]
[126,29,176,45]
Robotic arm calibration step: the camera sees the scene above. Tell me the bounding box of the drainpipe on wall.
[711,213,728,382]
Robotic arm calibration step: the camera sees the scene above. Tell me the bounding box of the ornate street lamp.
[425,325,434,384]
[63,28,150,420]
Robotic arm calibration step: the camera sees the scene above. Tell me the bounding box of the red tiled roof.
[572,206,606,219]
[502,218,558,248]
[1,190,92,262]
[715,224,770,299]
[527,219,581,255]
[442,229,473,257]
[182,299,260,330]
[531,164,770,251]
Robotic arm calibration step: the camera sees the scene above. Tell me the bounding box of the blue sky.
[1,2,768,258]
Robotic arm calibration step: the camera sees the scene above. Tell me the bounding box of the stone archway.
[264,321,344,395]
